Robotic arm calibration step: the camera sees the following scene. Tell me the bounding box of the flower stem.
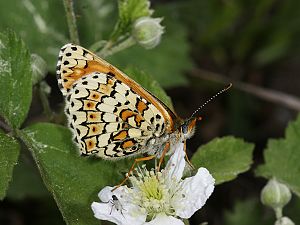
[275,207,283,219]
[63,0,80,44]
[98,37,136,58]
[183,219,191,225]
[89,40,108,53]
[39,82,54,121]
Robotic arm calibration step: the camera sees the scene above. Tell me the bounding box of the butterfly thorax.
[145,117,198,157]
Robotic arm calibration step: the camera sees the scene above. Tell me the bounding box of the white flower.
[91,142,215,225]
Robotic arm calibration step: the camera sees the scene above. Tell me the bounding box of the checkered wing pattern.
[56,44,170,159]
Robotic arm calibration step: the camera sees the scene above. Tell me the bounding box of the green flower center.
[129,167,176,220]
[139,174,163,200]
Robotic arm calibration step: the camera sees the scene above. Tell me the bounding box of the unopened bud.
[31,54,47,85]
[132,17,164,49]
[275,217,295,225]
[261,179,291,210]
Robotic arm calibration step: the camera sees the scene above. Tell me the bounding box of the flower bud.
[275,217,295,225]
[40,81,51,95]
[132,17,164,49]
[261,179,291,210]
[31,54,47,85]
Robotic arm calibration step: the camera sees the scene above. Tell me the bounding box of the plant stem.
[0,119,12,133]
[89,40,108,53]
[63,0,80,44]
[98,37,136,58]
[189,68,300,112]
[39,82,54,121]
[275,207,283,219]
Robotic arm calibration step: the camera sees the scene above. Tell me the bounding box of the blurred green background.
[0,0,300,224]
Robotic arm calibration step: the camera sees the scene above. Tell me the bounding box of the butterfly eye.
[181,124,188,134]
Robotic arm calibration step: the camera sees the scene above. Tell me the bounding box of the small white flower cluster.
[91,143,215,225]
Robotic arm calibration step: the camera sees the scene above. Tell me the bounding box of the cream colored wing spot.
[70,86,89,98]
[96,103,115,114]
[102,96,119,106]
[66,98,83,112]
[88,73,108,84]
[77,78,100,90]
[97,133,112,147]
[114,82,130,95]
[102,112,119,123]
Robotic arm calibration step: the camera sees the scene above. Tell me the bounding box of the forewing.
[56,43,176,131]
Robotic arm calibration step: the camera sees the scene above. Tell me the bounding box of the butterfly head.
[180,116,202,140]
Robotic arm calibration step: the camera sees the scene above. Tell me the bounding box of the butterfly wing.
[56,44,177,159]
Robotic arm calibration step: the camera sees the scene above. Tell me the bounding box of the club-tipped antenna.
[190,83,233,119]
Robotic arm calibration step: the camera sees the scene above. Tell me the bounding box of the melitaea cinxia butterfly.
[56,44,231,166]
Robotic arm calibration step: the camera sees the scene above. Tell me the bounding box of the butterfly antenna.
[190,83,233,119]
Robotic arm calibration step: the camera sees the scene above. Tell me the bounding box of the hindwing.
[65,72,167,159]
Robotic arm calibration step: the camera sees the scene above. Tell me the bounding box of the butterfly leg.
[184,140,195,169]
[157,142,170,171]
[112,155,156,192]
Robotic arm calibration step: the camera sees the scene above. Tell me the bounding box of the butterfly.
[56,43,231,178]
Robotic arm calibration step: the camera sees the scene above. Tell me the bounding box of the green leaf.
[6,153,49,200]
[112,0,152,40]
[0,0,68,70]
[256,114,300,197]
[0,132,20,199]
[191,136,254,185]
[109,4,191,88]
[124,67,173,110]
[0,30,32,129]
[20,123,132,225]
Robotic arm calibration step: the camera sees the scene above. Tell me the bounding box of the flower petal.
[91,202,121,224]
[164,142,185,182]
[92,186,147,225]
[91,201,146,225]
[98,186,114,202]
[144,213,184,225]
[173,167,215,218]
[98,186,128,202]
